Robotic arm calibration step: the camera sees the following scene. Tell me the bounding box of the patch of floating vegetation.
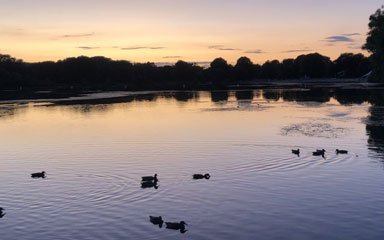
[281,121,348,138]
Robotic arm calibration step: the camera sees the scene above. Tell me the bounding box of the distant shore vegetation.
[0,52,372,91]
[2,5,384,91]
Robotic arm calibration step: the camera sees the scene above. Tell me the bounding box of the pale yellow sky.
[0,0,379,64]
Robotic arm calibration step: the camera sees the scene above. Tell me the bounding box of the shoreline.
[0,78,382,103]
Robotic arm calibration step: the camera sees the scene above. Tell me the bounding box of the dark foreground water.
[0,89,383,240]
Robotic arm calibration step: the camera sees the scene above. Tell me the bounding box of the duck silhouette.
[142,174,158,182]
[193,173,210,179]
[312,149,325,158]
[291,149,300,155]
[315,149,326,153]
[0,207,5,218]
[165,221,187,233]
[149,216,163,227]
[336,149,348,154]
[31,171,46,178]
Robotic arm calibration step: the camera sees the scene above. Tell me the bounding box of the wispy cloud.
[60,32,95,38]
[342,33,361,37]
[149,47,164,50]
[324,36,354,43]
[163,56,182,59]
[121,46,164,50]
[208,45,240,51]
[244,49,264,54]
[281,49,314,53]
[77,46,100,50]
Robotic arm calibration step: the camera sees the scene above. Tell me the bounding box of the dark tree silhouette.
[364,6,384,81]
[295,53,332,78]
[174,60,202,85]
[206,57,232,85]
[281,59,299,79]
[234,57,255,81]
[261,60,281,79]
[0,51,377,92]
[334,53,371,78]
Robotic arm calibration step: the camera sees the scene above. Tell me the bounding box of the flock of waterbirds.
[141,173,210,233]
[1,149,349,233]
[291,148,349,158]
[0,170,209,234]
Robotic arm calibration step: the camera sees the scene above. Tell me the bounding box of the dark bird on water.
[313,149,325,155]
[193,173,211,179]
[142,174,158,182]
[291,149,300,155]
[312,151,324,156]
[315,149,326,153]
[312,149,326,158]
[336,149,348,154]
[165,221,187,233]
[0,207,5,218]
[31,171,46,178]
[149,216,164,225]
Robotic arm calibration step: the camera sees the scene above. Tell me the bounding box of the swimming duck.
[315,149,326,153]
[312,151,325,156]
[141,181,158,189]
[0,207,5,218]
[193,173,211,179]
[149,216,164,225]
[142,174,158,182]
[336,149,348,154]
[165,221,187,231]
[31,171,46,178]
[291,149,300,155]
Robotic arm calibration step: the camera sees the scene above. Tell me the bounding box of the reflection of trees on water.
[210,91,229,102]
[172,91,199,102]
[134,94,157,102]
[235,90,254,101]
[281,89,331,103]
[62,104,115,114]
[262,90,281,102]
[366,91,384,161]
[334,89,368,105]
[0,105,27,120]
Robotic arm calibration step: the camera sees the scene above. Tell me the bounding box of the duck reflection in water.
[149,216,164,228]
[141,180,158,189]
[165,221,188,233]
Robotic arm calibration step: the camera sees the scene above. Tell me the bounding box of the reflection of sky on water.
[0,89,384,239]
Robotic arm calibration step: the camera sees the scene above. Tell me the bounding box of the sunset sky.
[0,0,381,64]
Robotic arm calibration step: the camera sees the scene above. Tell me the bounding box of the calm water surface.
[0,89,383,240]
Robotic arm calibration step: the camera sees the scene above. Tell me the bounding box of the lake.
[0,89,383,240]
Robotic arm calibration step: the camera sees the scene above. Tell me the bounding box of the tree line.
[0,52,371,91]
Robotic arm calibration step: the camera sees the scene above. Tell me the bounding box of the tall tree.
[364,6,384,81]
[234,57,255,80]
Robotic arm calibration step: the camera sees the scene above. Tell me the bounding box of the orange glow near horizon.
[0,0,378,64]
